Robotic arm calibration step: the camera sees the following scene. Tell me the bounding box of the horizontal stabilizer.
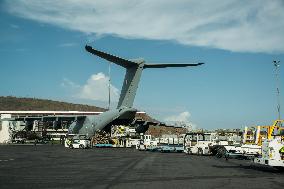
[144,63,204,68]
[85,45,139,68]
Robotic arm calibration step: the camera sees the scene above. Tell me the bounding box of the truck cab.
[184,132,216,155]
[65,134,91,149]
[136,134,157,150]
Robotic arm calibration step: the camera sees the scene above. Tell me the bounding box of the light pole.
[108,62,112,110]
[273,60,281,120]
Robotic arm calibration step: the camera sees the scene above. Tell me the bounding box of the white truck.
[184,132,217,155]
[238,126,262,157]
[254,137,284,169]
[65,134,91,149]
[136,134,157,150]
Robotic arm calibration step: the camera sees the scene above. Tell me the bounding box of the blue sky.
[0,0,284,130]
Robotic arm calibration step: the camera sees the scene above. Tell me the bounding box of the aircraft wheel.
[197,148,203,156]
[187,149,192,155]
[216,147,225,158]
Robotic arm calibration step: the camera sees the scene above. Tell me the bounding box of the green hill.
[0,96,183,135]
[0,96,157,122]
[0,96,106,112]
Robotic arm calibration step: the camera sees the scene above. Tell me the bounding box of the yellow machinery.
[238,120,284,157]
[243,120,284,146]
[255,120,283,145]
[267,120,283,140]
[253,120,284,169]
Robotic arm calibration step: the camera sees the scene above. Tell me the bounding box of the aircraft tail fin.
[117,64,143,108]
[85,45,204,109]
[85,45,144,109]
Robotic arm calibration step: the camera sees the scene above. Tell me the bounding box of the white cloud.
[4,0,284,53]
[164,111,196,129]
[10,24,19,29]
[62,73,119,102]
[165,111,191,122]
[58,42,77,47]
[61,78,80,89]
[79,73,119,102]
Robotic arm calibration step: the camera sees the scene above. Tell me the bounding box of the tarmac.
[0,145,284,189]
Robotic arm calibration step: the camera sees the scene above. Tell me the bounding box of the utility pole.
[108,62,111,110]
[273,60,281,120]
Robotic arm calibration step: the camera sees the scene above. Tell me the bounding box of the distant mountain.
[0,96,157,122]
[0,96,186,135]
[0,96,106,112]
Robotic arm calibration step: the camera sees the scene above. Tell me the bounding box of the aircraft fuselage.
[68,107,137,138]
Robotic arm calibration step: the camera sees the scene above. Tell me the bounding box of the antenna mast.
[108,62,111,110]
[273,60,281,120]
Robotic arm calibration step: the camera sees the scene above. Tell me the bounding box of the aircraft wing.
[144,63,204,68]
[85,45,138,68]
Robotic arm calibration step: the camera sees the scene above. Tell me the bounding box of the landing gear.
[197,148,203,156]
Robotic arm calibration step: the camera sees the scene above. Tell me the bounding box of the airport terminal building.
[0,111,142,143]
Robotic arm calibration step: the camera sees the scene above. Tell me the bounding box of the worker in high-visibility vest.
[279,146,284,160]
[280,146,284,153]
[66,139,72,146]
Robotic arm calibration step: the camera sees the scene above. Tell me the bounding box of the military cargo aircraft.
[2,45,204,138]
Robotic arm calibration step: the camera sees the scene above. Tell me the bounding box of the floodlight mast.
[273,60,281,120]
[108,61,111,110]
